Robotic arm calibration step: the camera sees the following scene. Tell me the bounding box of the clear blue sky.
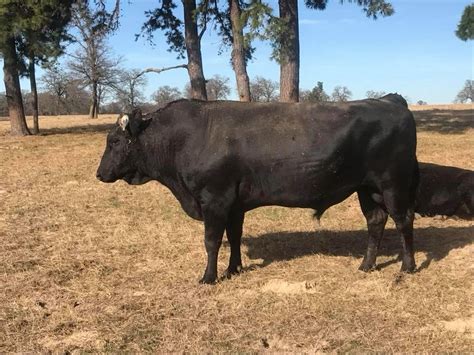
[7,0,474,103]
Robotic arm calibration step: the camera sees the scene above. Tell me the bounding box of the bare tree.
[40,64,70,115]
[206,75,231,100]
[250,76,279,102]
[115,69,148,110]
[331,85,352,102]
[152,86,182,107]
[68,2,121,118]
[454,80,474,103]
[366,90,386,99]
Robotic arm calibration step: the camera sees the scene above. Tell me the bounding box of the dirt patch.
[441,317,474,339]
[261,279,320,294]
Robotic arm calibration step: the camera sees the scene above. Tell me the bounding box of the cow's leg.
[357,189,388,272]
[224,209,245,278]
[383,188,416,272]
[200,216,226,284]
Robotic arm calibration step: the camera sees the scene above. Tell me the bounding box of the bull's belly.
[237,176,358,211]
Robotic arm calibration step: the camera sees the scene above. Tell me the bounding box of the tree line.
[1,1,472,136]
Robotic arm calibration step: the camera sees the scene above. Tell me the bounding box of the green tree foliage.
[301,82,330,102]
[0,0,75,135]
[140,0,208,100]
[456,4,474,41]
[140,0,186,58]
[305,0,394,18]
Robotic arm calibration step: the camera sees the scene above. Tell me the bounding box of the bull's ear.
[129,108,151,136]
[118,114,129,131]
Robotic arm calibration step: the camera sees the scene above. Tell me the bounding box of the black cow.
[97,94,419,283]
[416,162,473,219]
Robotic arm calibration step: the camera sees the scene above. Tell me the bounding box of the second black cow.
[416,162,474,219]
[97,94,418,283]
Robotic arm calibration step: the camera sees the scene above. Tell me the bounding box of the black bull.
[97,95,419,283]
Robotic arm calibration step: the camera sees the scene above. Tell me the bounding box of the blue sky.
[7,0,474,103]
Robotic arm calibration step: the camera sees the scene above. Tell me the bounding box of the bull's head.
[96,109,152,185]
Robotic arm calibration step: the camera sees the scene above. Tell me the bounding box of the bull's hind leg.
[224,209,245,278]
[383,188,416,273]
[357,189,388,271]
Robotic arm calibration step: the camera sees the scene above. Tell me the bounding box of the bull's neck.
[137,125,178,184]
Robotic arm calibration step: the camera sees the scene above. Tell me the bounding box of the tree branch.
[134,64,188,79]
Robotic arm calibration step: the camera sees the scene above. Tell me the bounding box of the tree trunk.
[230,0,251,102]
[2,36,30,136]
[89,81,98,118]
[279,0,300,103]
[183,0,207,100]
[28,56,39,134]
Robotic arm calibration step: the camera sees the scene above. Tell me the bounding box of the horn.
[119,114,129,131]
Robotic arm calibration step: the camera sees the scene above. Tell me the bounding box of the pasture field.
[0,106,473,352]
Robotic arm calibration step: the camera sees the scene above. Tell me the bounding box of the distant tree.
[68,2,122,118]
[331,85,352,102]
[153,85,183,107]
[250,76,279,102]
[416,100,427,106]
[366,90,386,99]
[115,69,148,111]
[301,82,330,102]
[454,79,474,103]
[206,75,231,100]
[456,4,474,41]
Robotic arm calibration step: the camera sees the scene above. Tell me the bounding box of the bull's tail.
[411,158,420,208]
[380,93,408,108]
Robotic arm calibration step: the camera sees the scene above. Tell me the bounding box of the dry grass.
[0,108,473,352]
[409,103,473,111]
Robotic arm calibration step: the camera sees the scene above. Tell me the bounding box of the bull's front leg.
[199,216,226,284]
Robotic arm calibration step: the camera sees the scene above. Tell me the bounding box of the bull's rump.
[176,99,416,210]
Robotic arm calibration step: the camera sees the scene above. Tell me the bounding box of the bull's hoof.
[400,259,416,273]
[358,261,376,272]
[223,264,243,279]
[199,273,217,285]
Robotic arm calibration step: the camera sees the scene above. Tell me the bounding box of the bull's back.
[196,100,413,208]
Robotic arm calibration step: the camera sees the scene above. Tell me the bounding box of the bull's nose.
[96,172,103,181]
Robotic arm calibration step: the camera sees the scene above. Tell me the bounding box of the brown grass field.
[0,106,473,352]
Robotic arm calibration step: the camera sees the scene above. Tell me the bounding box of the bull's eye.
[110,139,120,147]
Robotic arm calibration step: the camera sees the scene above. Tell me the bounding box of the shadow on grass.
[243,226,473,271]
[413,109,473,134]
[39,123,115,136]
